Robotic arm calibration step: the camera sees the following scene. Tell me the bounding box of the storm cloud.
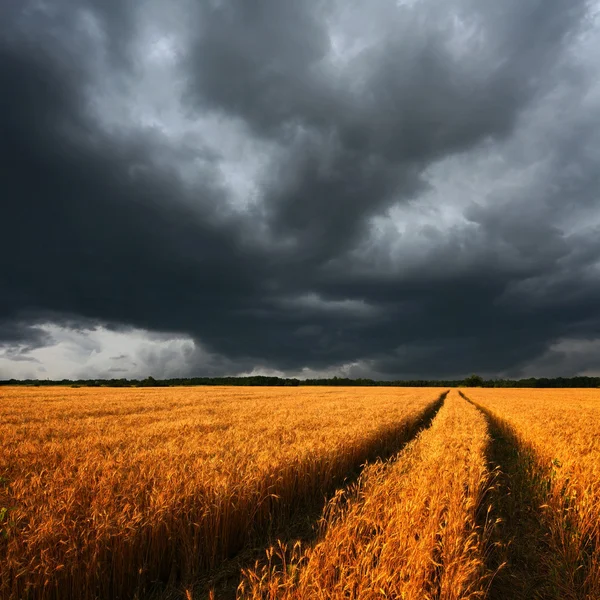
[1,0,600,379]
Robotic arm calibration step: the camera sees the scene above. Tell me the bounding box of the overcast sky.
[2,0,600,380]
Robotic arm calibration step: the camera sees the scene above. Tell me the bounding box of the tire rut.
[179,391,449,600]
[460,391,565,600]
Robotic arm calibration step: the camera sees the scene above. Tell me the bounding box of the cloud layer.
[1,0,600,379]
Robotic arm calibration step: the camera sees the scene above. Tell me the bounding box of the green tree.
[463,374,484,387]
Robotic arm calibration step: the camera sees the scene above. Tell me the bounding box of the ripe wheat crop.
[465,389,600,599]
[239,391,492,600]
[3,386,598,600]
[0,386,439,600]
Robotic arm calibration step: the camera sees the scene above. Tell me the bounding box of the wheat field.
[1,386,599,600]
[0,386,439,600]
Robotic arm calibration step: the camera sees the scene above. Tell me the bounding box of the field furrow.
[238,391,492,600]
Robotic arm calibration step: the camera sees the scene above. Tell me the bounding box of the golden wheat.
[238,391,492,600]
[465,388,600,600]
[0,386,439,600]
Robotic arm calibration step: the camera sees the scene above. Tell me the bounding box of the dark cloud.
[0,320,53,353]
[108,367,128,374]
[1,0,599,379]
[188,0,589,261]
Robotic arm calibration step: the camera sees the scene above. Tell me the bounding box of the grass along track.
[238,391,493,599]
[0,387,443,600]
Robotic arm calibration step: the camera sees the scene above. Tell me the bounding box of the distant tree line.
[1,374,599,388]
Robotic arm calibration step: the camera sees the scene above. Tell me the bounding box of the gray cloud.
[1,0,599,379]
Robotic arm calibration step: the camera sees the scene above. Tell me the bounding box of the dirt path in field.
[460,391,561,600]
[189,391,448,600]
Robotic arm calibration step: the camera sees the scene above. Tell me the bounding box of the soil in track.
[475,410,559,600]
[187,392,448,600]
